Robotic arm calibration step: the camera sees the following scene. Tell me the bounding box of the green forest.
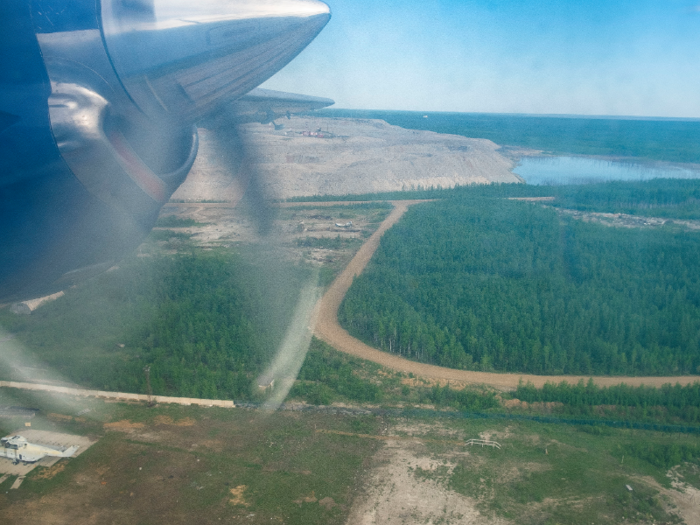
[0,249,311,400]
[339,191,700,376]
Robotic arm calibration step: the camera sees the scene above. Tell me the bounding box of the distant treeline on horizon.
[314,109,700,164]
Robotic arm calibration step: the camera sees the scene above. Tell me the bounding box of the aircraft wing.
[230,88,335,124]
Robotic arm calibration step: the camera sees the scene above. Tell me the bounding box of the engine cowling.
[0,0,330,302]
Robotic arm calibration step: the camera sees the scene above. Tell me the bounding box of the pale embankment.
[313,200,700,390]
[171,116,521,202]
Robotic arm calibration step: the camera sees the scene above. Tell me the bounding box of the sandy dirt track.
[313,201,700,390]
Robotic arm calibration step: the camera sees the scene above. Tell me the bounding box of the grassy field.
[446,422,682,524]
[1,383,699,524]
[0,387,382,525]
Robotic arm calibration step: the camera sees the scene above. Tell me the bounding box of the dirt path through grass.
[313,200,700,390]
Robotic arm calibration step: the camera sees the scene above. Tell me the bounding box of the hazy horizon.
[317,108,700,122]
[262,0,700,119]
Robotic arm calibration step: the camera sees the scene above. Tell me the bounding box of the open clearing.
[345,417,699,525]
[151,200,391,287]
[344,419,507,525]
[1,390,697,525]
[0,389,381,525]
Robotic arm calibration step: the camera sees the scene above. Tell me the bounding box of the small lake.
[513,156,700,185]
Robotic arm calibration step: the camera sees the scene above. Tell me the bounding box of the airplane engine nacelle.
[0,0,330,302]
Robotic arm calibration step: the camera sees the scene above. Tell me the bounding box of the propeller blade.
[201,109,323,407]
[204,112,276,236]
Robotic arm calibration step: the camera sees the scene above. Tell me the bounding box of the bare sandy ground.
[313,201,700,390]
[171,116,520,202]
[345,421,508,525]
[665,468,700,524]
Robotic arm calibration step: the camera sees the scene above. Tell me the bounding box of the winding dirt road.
[313,200,700,390]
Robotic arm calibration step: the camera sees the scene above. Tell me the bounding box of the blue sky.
[261,0,700,117]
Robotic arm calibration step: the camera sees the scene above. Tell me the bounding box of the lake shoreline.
[510,152,700,186]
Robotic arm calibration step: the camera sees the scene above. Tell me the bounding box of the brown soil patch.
[103,420,145,431]
[47,413,85,423]
[665,468,700,524]
[502,399,563,412]
[229,485,250,507]
[153,416,195,426]
[199,439,224,451]
[318,496,336,510]
[314,201,700,390]
[401,376,468,389]
[33,463,65,480]
[629,474,700,525]
[293,491,317,506]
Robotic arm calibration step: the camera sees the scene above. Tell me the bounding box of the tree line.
[514,379,700,424]
[320,109,700,163]
[289,177,700,221]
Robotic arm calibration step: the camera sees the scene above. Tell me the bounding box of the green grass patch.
[290,339,384,404]
[2,387,699,525]
[0,397,382,525]
[440,419,691,524]
[623,441,700,470]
